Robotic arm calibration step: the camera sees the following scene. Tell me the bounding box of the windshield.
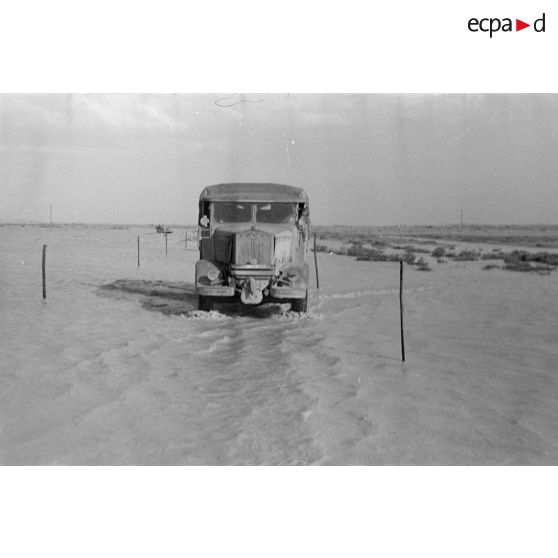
[256,203,297,224]
[213,202,252,224]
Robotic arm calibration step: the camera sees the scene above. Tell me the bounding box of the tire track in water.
[153,310,325,464]
[281,291,402,464]
[159,294,385,464]
[92,280,416,463]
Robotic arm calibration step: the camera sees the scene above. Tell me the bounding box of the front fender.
[195,260,234,296]
[277,261,308,288]
[195,259,221,285]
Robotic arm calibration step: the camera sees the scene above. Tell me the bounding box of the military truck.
[195,183,310,312]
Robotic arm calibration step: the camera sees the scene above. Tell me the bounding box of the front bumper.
[196,285,306,299]
[196,286,235,297]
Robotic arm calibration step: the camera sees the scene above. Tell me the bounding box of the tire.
[198,295,213,311]
[291,292,308,313]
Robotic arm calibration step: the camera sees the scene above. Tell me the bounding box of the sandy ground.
[1,224,557,464]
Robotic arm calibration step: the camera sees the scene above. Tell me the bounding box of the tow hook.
[240,277,263,305]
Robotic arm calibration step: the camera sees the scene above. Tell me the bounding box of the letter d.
[534,13,545,32]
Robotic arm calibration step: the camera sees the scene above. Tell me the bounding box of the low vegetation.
[502,251,557,274]
[313,235,558,275]
[313,244,329,253]
[416,257,432,271]
[454,249,481,261]
[312,224,558,249]
[483,264,501,270]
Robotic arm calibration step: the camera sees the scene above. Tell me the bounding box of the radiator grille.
[234,230,274,265]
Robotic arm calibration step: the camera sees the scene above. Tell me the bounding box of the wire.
[214,94,266,108]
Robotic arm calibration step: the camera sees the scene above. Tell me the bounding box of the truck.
[195,183,311,313]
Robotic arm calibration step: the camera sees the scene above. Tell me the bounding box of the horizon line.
[2,220,558,229]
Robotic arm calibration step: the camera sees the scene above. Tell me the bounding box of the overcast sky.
[1,93,557,226]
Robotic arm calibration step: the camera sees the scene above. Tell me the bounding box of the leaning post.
[313,233,320,290]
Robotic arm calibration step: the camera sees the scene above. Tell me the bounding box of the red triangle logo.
[516,19,530,31]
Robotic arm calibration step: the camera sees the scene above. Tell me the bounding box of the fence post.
[313,233,320,290]
[137,236,140,267]
[400,260,405,362]
[42,244,47,299]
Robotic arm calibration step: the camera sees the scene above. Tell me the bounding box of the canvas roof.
[199,183,308,203]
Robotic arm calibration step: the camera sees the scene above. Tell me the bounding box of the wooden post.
[165,232,168,255]
[137,236,140,267]
[313,233,320,290]
[400,260,405,362]
[42,244,47,299]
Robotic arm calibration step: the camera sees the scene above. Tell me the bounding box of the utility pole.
[50,205,53,226]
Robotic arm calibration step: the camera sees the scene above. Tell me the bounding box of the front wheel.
[198,295,214,311]
[291,292,308,313]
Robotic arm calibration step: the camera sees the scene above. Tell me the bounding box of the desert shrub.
[431,246,446,258]
[391,244,430,254]
[483,264,501,270]
[530,252,558,266]
[353,247,383,260]
[347,243,368,257]
[453,249,480,261]
[408,246,430,254]
[416,257,432,271]
[354,249,403,263]
[313,244,328,252]
[392,244,429,253]
[497,250,557,266]
[402,249,416,265]
[353,248,407,263]
[502,250,556,273]
[503,252,531,272]
[505,250,529,263]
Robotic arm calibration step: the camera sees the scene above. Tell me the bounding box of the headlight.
[196,260,224,286]
[207,269,220,281]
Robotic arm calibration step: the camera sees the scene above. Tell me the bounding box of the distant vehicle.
[195,183,311,312]
[155,225,173,234]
